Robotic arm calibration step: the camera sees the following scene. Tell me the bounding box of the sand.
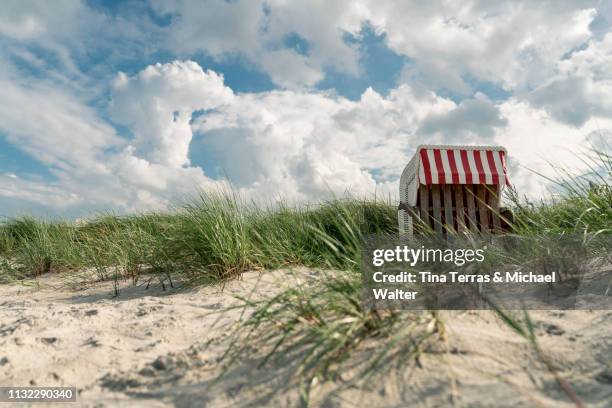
[0,269,610,407]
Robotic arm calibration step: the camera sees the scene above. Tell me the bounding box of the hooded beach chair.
[398,145,511,236]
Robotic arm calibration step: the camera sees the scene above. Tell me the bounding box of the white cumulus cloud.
[192,84,460,201]
[527,33,612,126]
[151,0,366,88]
[111,60,234,168]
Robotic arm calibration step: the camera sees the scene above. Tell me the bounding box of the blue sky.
[0,0,611,218]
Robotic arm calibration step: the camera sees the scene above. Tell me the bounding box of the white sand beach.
[1,270,610,407]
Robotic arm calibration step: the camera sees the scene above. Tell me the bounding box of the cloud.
[1,59,461,213]
[110,61,234,168]
[2,60,429,214]
[0,1,102,41]
[492,99,612,198]
[0,1,110,82]
[0,0,163,96]
[146,0,612,98]
[5,1,607,96]
[0,173,81,210]
[0,60,228,214]
[257,49,324,89]
[0,76,122,175]
[369,1,598,94]
[192,84,460,201]
[419,93,508,141]
[151,0,366,88]
[527,33,612,126]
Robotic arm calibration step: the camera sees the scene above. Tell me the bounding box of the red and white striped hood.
[417,146,510,186]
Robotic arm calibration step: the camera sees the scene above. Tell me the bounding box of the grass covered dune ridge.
[0,194,397,283]
[1,147,610,284]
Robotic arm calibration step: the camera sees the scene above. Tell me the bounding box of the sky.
[0,0,611,219]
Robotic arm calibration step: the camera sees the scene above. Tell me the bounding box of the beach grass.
[0,194,397,283]
[0,147,610,405]
[1,147,609,282]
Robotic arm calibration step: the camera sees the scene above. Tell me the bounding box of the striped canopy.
[418,147,510,186]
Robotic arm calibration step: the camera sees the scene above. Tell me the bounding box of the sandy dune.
[0,270,610,407]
